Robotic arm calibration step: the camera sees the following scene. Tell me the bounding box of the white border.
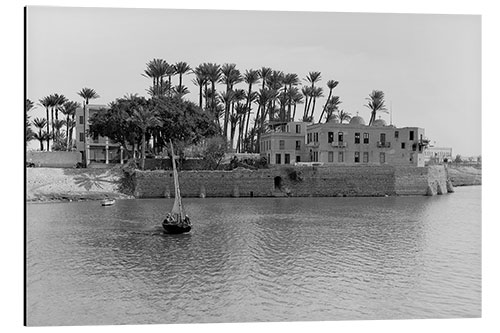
[3,1,497,332]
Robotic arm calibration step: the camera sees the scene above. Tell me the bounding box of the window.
[79,133,84,142]
[295,140,301,150]
[296,156,301,162]
[355,132,360,144]
[314,132,319,142]
[307,133,311,144]
[314,151,319,162]
[79,116,84,124]
[296,124,301,134]
[338,132,344,142]
[409,130,414,140]
[328,151,334,162]
[354,152,360,163]
[267,154,270,163]
[328,132,334,143]
[363,133,369,144]
[338,151,344,163]
[395,131,399,139]
[261,142,264,152]
[363,152,369,163]
[380,133,386,143]
[401,142,406,149]
[284,154,290,164]
[380,152,386,163]
[412,143,417,151]
[279,140,285,150]
[286,125,290,133]
[275,154,281,164]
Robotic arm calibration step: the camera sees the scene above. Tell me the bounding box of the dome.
[349,116,365,126]
[372,118,387,127]
[326,117,340,124]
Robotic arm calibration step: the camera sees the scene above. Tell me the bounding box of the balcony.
[331,142,347,148]
[377,141,391,148]
[306,141,319,147]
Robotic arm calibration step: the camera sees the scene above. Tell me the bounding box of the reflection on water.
[26,186,481,326]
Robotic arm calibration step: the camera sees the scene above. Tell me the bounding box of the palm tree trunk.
[199,84,203,108]
[66,115,70,150]
[141,132,146,170]
[303,96,309,120]
[292,104,297,121]
[45,107,50,150]
[319,90,332,123]
[311,97,317,122]
[51,108,55,141]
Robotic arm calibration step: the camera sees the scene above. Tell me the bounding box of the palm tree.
[174,61,191,92]
[365,90,387,126]
[338,109,352,124]
[258,67,272,90]
[77,87,100,167]
[241,69,260,152]
[289,87,303,121]
[283,73,300,121]
[308,86,324,122]
[255,88,276,152]
[301,86,313,121]
[193,64,209,108]
[319,80,339,123]
[324,96,342,122]
[129,106,162,170]
[204,63,222,127]
[39,96,52,150]
[221,63,243,137]
[60,101,79,150]
[143,59,170,97]
[26,99,35,143]
[305,71,321,119]
[32,118,47,151]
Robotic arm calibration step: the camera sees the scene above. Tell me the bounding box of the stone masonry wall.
[134,165,449,198]
[27,151,82,168]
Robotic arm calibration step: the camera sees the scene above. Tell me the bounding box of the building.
[260,122,309,165]
[75,104,125,166]
[424,147,452,163]
[261,116,428,167]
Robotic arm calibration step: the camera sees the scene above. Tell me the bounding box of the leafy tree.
[454,154,463,163]
[201,136,228,170]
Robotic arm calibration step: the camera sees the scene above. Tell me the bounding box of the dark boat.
[162,140,192,234]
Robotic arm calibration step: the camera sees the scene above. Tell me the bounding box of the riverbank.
[26,165,481,202]
[447,165,482,186]
[26,167,132,202]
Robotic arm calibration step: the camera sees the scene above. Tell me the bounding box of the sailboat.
[162,140,192,234]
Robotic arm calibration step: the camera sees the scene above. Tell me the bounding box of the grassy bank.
[26,167,132,202]
[447,165,482,186]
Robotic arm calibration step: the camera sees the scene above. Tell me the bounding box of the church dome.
[372,118,387,127]
[349,116,365,126]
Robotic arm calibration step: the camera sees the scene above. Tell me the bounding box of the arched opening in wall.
[274,176,283,191]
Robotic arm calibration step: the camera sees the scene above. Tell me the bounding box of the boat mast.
[170,140,184,220]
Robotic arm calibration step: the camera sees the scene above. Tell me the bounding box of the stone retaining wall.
[134,165,450,198]
[27,151,81,168]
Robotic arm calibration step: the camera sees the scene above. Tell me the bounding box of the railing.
[306,141,319,147]
[377,141,391,148]
[331,142,347,148]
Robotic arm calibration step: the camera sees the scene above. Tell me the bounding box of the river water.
[26,186,481,326]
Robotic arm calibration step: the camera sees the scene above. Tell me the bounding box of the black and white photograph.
[16,0,495,331]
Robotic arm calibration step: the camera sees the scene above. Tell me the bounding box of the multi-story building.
[424,146,452,163]
[260,122,309,165]
[261,116,428,167]
[75,104,125,165]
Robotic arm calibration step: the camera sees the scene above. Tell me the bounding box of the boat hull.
[162,223,191,234]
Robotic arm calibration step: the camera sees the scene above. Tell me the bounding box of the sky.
[26,6,481,156]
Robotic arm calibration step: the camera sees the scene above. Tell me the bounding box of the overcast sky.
[26,6,481,156]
